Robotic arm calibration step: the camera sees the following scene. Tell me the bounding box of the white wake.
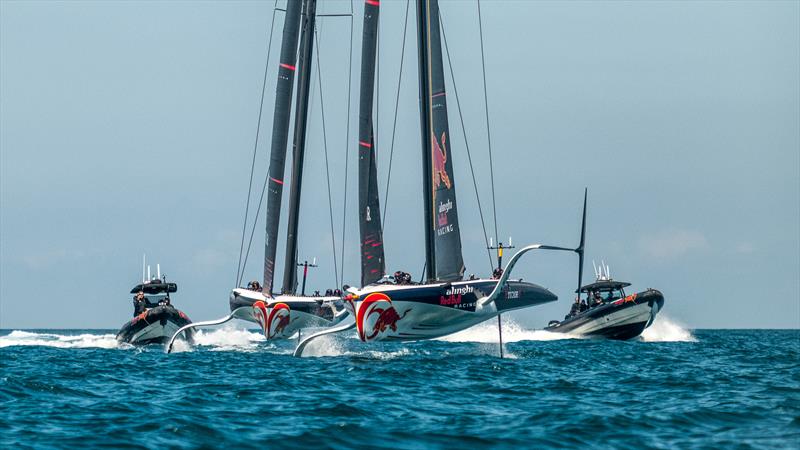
[437,318,576,343]
[0,330,122,349]
[170,326,266,353]
[640,315,696,342]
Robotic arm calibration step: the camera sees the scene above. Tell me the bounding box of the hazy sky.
[1,0,798,329]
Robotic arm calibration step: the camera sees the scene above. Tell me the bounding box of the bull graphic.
[267,303,291,339]
[272,313,290,336]
[252,301,269,336]
[356,292,411,342]
[432,131,451,190]
[367,307,411,341]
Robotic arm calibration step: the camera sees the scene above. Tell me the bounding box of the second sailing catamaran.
[295,0,584,356]
[168,0,348,352]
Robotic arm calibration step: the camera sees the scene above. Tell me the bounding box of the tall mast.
[282,0,317,294]
[416,0,435,281]
[358,0,386,286]
[416,0,464,282]
[262,0,303,295]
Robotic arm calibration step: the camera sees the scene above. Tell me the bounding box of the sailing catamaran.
[295,0,579,356]
[167,0,347,352]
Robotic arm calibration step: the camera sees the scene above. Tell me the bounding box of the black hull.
[116,306,195,346]
[545,289,664,340]
[358,279,557,314]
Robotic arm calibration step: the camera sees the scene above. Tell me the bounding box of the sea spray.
[438,317,577,343]
[193,326,264,350]
[0,330,121,349]
[640,315,696,342]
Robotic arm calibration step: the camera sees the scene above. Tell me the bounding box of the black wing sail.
[282,0,318,294]
[358,0,386,286]
[424,0,464,281]
[262,0,303,294]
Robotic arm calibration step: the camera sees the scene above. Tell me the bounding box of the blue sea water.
[1,320,798,449]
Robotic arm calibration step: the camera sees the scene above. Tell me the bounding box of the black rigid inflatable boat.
[545,273,665,340]
[117,278,195,346]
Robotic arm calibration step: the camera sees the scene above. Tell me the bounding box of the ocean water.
[1,318,798,449]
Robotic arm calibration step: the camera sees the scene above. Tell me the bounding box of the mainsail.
[282,0,318,294]
[262,0,303,294]
[418,0,464,281]
[357,0,386,286]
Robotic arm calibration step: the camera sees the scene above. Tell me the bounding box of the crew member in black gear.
[592,291,603,307]
[394,271,411,285]
[133,291,146,316]
[492,267,504,279]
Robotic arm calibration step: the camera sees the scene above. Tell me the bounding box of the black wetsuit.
[133,298,146,316]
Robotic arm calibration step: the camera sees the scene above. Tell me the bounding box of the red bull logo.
[432,131,451,190]
[266,303,291,339]
[252,300,269,336]
[355,292,410,342]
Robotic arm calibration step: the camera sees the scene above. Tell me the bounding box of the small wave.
[0,330,121,349]
[438,318,575,343]
[640,315,696,342]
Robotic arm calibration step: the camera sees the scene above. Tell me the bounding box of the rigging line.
[339,0,355,288]
[313,26,340,290]
[381,0,411,229]
[477,0,500,246]
[236,0,279,287]
[439,14,494,272]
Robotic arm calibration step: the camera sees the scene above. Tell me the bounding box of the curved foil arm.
[477,244,574,309]
[293,320,357,357]
[165,306,252,353]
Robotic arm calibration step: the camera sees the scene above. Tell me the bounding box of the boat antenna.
[296,257,318,296]
[142,254,146,284]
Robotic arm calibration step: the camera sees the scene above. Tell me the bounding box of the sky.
[1,0,798,329]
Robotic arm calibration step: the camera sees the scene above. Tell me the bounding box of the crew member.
[133,291,146,316]
[492,267,504,279]
[567,296,581,319]
[394,271,411,285]
[592,291,603,307]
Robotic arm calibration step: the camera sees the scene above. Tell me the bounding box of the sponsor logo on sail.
[432,132,451,190]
